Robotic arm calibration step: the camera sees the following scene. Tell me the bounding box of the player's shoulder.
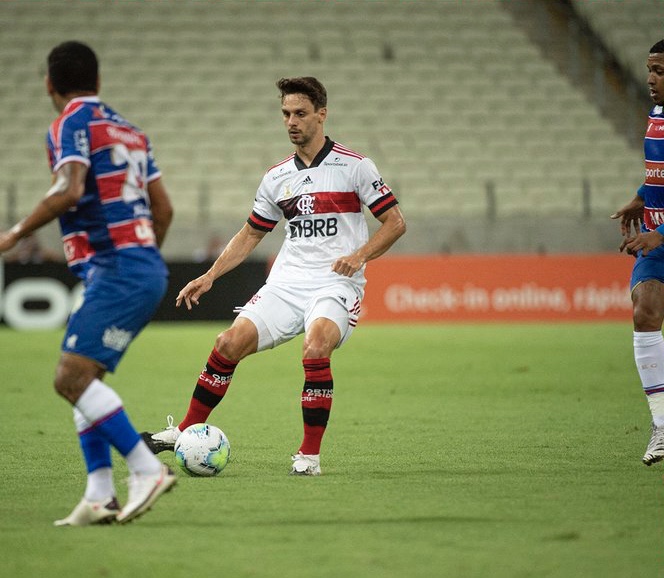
[51,98,129,132]
[264,153,297,179]
[48,102,94,147]
[327,141,378,173]
[60,98,143,136]
[101,103,143,132]
[322,142,378,174]
[329,141,366,162]
[51,99,91,131]
[69,97,108,121]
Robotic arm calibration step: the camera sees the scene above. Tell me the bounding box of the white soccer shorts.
[235,280,362,352]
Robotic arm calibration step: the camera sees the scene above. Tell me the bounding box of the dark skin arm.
[611,194,664,256]
[147,177,173,248]
[0,161,86,253]
[0,163,174,253]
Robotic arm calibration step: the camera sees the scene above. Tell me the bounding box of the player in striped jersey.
[143,77,406,475]
[0,42,176,524]
[612,40,664,466]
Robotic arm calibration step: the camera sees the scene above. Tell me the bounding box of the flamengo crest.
[296,194,315,215]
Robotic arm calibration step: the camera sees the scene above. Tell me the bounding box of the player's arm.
[0,161,86,253]
[176,223,267,310]
[147,177,173,248]
[332,205,406,277]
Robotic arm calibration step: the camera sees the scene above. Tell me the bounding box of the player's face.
[281,94,326,147]
[647,53,664,105]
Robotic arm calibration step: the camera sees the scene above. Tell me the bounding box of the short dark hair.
[276,77,327,110]
[650,40,664,54]
[47,41,98,95]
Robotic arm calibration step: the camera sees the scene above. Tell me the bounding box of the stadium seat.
[0,0,646,257]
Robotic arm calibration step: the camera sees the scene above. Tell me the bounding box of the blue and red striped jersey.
[641,105,664,232]
[46,96,164,279]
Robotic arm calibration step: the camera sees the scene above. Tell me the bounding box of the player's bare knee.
[215,329,248,361]
[633,311,663,332]
[215,317,259,360]
[302,338,335,360]
[214,331,233,358]
[303,345,325,359]
[53,355,101,403]
[53,375,69,401]
[633,301,664,332]
[53,365,84,403]
[303,323,340,359]
[632,282,664,331]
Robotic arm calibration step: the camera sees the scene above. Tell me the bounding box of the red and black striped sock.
[179,349,238,431]
[299,357,333,455]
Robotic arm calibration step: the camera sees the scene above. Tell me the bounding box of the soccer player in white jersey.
[143,76,406,475]
[612,40,664,465]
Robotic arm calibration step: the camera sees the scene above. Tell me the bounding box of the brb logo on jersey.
[289,217,338,238]
[280,193,339,239]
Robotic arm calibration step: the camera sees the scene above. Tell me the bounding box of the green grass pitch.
[1,322,662,578]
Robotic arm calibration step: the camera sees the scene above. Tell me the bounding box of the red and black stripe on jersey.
[278,191,362,219]
[248,210,279,232]
[368,192,398,217]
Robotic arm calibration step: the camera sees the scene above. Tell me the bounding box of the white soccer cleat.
[140,415,181,454]
[116,464,177,524]
[290,452,321,476]
[643,423,664,466]
[54,496,120,527]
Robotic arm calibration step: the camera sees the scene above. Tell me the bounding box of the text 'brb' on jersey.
[46,96,163,279]
[642,104,664,231]
[247,138,398,289]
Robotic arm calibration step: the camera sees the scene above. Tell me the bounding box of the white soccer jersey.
[247,138,398,293]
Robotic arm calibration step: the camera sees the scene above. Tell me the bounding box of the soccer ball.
[174,423,230,477]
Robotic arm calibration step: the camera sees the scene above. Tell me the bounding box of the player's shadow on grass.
[265,515,494,526]
[151,515,497,528]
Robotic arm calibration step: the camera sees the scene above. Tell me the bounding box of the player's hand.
[611,198,644,238]
[620,230,664,257]
[176,273,214,310]
[331,254,365,277]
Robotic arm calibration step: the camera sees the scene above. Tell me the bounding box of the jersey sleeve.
[353,157,398,218]
[145,136,161,182]
[49,114,92,173]
[246,174,282,232]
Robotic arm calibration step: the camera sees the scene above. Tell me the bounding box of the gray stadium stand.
[0,0,648,256]
[571,0,664,80]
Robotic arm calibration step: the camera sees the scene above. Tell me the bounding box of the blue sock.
[76,380,141,457]
[79,427,112,473]
[93,408,141,457]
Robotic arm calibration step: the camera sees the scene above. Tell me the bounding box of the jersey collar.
[62,95,100,115]
[294,136,335,170]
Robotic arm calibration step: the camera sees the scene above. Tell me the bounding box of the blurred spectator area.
[0,0,653,257]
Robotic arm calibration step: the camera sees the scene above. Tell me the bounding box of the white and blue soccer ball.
[174,423,230,477]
